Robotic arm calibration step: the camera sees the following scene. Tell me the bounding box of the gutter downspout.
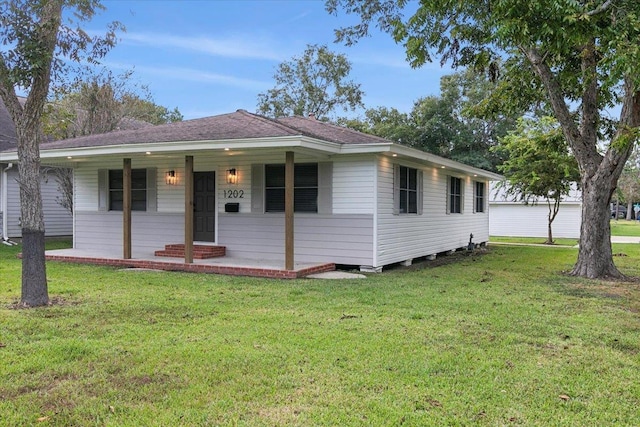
[1,163,17,245]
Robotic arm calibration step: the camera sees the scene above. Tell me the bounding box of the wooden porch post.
[285,151,294,270]
[184,155,194,264]
[123,158,131,259]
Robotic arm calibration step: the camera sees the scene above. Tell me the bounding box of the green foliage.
[43,69,182,139]
[2,241,640,424]
[0,0,122,94]
[257,44,364,119]
[616,147,640,213]
[340,69,517,171]
[495,116,580,201]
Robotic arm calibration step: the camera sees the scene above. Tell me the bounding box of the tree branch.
[580,39,599,149]
[0,56,23,125]
[522,46,597,167]
[586,0,613,16]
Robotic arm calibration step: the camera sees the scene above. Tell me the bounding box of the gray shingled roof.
[27,110,391,152]
[277,115,390,145]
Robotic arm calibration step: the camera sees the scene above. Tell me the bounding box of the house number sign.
[223,189,244,199]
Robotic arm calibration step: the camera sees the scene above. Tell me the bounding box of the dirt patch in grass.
[397,247,491,271]
[7,295,81,310]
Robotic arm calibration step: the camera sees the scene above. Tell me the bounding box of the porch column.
[184,155,194,264]
[123,158,131,259]
[285,151,294,270]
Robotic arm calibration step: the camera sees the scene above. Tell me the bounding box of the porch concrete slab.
[306,271,367,279]
[43,248,335,279]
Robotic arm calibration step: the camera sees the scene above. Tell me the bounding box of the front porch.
[44,247,335,279]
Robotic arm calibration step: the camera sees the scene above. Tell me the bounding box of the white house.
[489,182,582,239]
[0,110,502,274]
[0,97,72,242]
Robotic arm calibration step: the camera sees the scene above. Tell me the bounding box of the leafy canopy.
[44,69,183,139]
[495,116,580,202]
[339,69,517,171]
[257,44,364,120]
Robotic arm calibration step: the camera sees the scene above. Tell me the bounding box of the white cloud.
[102,61,269,91]
[119,32,286,61]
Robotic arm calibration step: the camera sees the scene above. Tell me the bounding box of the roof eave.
[339,142,504,180]
[0,135,343,162]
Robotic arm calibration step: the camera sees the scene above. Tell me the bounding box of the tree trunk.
[17,122,48,306]
[545,198,560,244]
[570,178,623,279]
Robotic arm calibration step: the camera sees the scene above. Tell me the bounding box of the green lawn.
[2,241,640,426]
[489,236,579,246]
[610,219,640,236]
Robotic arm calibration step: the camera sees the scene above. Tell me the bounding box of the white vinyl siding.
[218,213,373,265]
[377,157,489,267]
[332,157,375,214]
[489,202,581,238]
[5,168,72,238]
[72,153,376,265]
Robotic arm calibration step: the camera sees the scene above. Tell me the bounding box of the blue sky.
[86,0,452,120]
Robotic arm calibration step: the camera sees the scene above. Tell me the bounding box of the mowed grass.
[489,236,579,246]
[1,241,640,426]
[611,219,640,237]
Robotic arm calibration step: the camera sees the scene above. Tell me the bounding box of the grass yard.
[489,236,579,246]
[610,219,640,237]
[1,241,640,426]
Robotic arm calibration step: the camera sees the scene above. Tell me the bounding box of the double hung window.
[449,176,463,214]
[265,163,318,213]
[109,169,147,211]
[474,181,486,213]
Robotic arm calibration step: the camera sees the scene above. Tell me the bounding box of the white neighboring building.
[489,182,582,239]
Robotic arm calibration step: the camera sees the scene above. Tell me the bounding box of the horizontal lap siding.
[75,211,183,256]
[6,169,19,236]
[218,213,374,265]
[74,155,377,265]
[489,203,581,238]
[376,156,489,267]
[5,169,71,237]
[41,170,73,236]
[333,158,375,214]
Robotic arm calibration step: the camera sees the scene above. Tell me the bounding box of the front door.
[193,171,216,242]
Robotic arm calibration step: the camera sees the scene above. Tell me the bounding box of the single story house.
[0,97,72,241]
[0,110,502,273]
[489,182,582,239]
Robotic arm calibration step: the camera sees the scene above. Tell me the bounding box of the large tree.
[340,69,516,171]
[44,69,183,140]
[0,0,119,306]
[327,0,640,279]
[257,44,364,120]
[494,116,580,244]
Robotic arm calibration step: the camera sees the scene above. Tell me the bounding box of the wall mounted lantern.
[165,170,177,185]
[227,168,238,184]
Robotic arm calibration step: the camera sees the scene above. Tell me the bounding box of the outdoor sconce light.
[227,168,238,184]
[165,170,177,185]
